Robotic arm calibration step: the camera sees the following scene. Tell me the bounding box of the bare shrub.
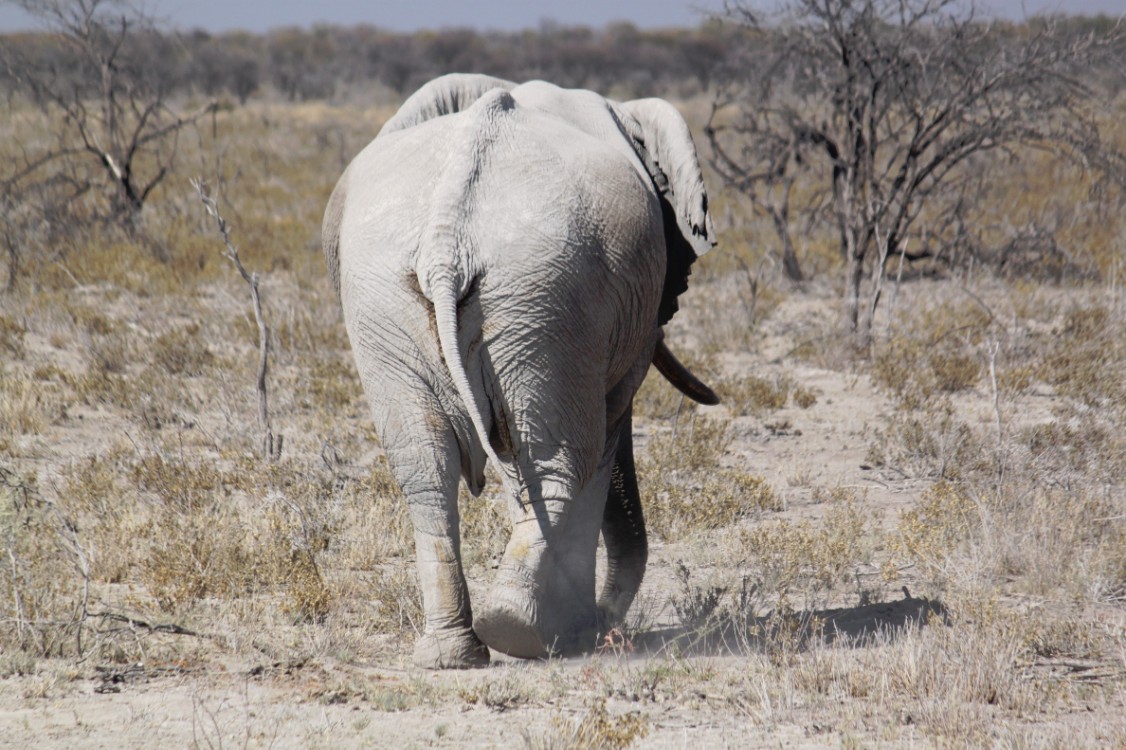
[734,489,871,611]
[866,404,984,480]
[0,468,87,657]
[2,0,217,232]
[194,179,280,461]
[670,561,726,631]
[710,0,1126,339]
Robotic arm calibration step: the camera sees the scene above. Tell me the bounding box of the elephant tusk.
[652,338,720,405]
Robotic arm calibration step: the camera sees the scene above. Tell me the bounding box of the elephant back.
[380,73,517,137]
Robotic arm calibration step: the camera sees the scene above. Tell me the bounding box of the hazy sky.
[0,0,1122,33]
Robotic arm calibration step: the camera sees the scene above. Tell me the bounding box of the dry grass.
[870,299,991,410]
[865,403,986,480]
[635,415,781,543]
[522,697,649,750]
[0,312,26,357]
[0,372,59,437]
[734,489,872,611]
[1,96,1124,748]
[1037,304,1126,409]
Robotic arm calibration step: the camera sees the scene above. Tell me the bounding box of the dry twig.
[192,178,281,461]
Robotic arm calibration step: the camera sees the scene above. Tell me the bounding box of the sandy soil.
[2,280,1123,750]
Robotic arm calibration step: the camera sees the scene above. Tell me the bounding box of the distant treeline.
[0,21,738,104]
[1,16,1121,106]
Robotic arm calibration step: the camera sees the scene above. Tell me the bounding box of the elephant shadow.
[625,588,948,658]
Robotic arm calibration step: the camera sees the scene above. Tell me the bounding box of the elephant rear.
[331,90,663,503]
[322,75,717,667]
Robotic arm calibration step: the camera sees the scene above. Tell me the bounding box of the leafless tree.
[1,0,216,235]
[707,0,1125,343]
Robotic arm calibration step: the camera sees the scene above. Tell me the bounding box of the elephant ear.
[379,73,518,136]
[616,98,716,326]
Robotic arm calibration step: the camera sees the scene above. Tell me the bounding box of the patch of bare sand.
[0,657,903,749]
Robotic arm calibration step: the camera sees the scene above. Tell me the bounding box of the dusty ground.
[3,270,1124,749]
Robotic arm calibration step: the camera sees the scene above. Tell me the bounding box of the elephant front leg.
[598,411,647,624]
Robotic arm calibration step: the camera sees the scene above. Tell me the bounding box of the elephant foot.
[412,627,490,669]
[475,601,598,659]
[474,602,551,659]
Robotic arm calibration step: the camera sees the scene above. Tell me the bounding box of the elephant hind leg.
[474,472,610,659]
[407,509,490,668]
[378,403,489,668]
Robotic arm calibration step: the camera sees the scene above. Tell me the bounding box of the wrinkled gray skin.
[323,74,716,668]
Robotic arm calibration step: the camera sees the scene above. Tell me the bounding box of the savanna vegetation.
[1,0,1124,747]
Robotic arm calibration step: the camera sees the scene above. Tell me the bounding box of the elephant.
[322,73,719,668]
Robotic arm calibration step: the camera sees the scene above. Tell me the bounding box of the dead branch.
[86,610,207,638]
[192,178,282,462]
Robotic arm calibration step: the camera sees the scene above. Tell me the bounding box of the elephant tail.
[430,275,524,504]
[421,88,524,504]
